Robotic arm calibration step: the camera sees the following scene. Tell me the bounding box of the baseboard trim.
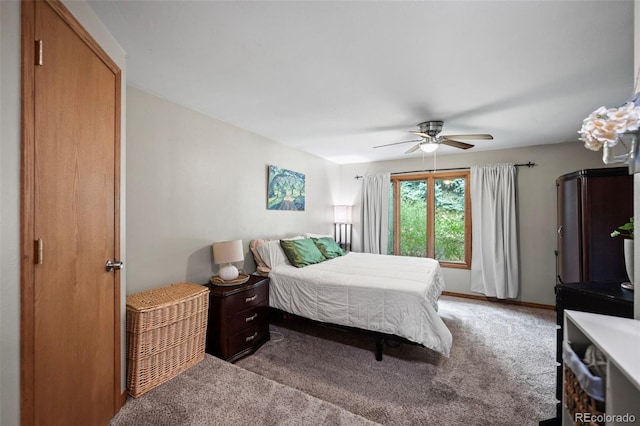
[441,291,555,311]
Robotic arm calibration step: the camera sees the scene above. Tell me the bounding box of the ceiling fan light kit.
[419,142,439,153]
[373,120,493,154]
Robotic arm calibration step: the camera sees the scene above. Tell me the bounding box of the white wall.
[125,87,340,293]
[338,142,611,306]
[0,4,20,424]
[0,2,126,423]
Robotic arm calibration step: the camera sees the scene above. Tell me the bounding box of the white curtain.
[362,173,390,254]
[470,164,519,299]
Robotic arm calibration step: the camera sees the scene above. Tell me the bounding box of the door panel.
[557,176,581,283]
[582,174,633,282]
[22,1,121,424]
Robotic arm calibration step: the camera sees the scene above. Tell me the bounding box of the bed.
[251,237,452,359]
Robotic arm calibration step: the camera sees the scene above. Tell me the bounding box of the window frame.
[390,171,471,269]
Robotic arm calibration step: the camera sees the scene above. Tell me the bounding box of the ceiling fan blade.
[373,139,422,149]
[405,144,421,154]
[409,131,431,138]
[440,139,474,150]
[441,134,493,140]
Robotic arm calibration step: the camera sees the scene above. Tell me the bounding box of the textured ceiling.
[88,0,635,164]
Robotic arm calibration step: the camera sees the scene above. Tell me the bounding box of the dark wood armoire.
[556,167,633,284]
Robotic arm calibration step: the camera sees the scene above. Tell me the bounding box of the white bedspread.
[268,252,452,356]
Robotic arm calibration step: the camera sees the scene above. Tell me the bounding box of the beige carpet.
[111,295,556,425]
[110,353,378,425]
[236,295,556,425]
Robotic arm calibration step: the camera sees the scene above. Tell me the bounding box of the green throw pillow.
[312,237,345,259]
[280,238,327,268]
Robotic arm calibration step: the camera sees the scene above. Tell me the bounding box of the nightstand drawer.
[227,303,269,336]
[225,283,268,316]
[227,327,269,358]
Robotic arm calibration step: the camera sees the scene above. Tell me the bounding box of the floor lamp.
[334,205,352,252]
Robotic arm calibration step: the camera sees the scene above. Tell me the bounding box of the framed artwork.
[267,165,305,211]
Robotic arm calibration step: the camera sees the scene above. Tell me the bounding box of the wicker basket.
[126,282,209,397]
[563,342,606,426]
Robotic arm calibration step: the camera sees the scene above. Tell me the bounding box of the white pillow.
[256,240,291,268]
[249,239,272,276]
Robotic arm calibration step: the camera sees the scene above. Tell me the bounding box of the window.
[389,171,471,268]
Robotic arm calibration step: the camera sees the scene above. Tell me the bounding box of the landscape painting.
[267,165,305,211]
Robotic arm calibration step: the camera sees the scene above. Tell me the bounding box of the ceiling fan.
[374,121,493,153]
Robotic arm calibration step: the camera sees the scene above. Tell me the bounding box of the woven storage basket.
[562,342,606,426]
[126,282,209,397]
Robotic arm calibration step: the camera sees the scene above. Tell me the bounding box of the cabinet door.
[582,174,633,282]
[557,176,582,283]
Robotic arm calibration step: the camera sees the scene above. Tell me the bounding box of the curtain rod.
[354,161,537,179]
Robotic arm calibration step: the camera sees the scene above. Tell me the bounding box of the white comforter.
[268,252,452,356]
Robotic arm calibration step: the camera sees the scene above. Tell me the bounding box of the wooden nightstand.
[205,275,270,362]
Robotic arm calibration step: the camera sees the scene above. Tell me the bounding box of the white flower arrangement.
[579,101,640,151]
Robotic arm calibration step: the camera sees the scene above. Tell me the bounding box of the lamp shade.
[212,239,244,264]
[334,205,352,223]
[419,142,439,153]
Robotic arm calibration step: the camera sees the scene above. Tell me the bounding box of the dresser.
[205,275,270,362]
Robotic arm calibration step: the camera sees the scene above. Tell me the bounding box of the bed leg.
[375,337,384,361]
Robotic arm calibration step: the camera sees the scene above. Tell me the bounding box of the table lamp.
[334,205,353,251]
[212,239,244,281]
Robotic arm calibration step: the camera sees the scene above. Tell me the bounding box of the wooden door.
[21,1,122,424]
